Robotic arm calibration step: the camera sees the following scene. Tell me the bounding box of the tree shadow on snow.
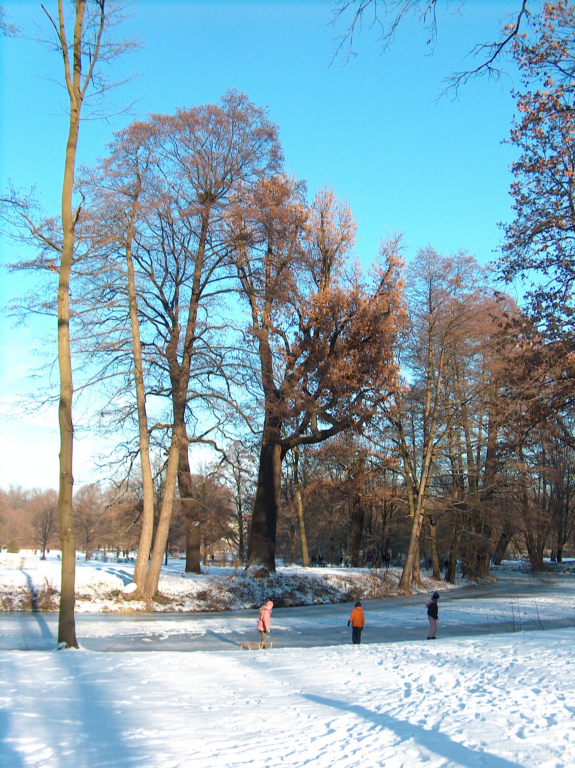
[4,653,149,767]
[0,709,26,768]
[53,652,148,766]
[23,571,54,643]
[302,694,523,768]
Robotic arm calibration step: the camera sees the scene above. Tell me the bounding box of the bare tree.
[222,441,257,565]
[30,490,58,559]
[77,92,282,592]
[3,0,138,647]
[0,4,19,36]
[74,483,106,560]
[377,248,500,592]
[330,0,531,94]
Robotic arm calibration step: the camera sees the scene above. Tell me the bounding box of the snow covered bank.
[2,627,575,767]
[1,555,454,613]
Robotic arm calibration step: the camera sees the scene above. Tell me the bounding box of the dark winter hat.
[355,601,362,607]
[432,592,440,599]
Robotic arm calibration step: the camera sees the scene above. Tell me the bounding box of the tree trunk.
[476,522,492,579]
[295,487,309,568]
[178,443,202,574]
[329,522,338,566]
[142,425,183,597]
[56,3,85,650]
[526,535,545,571]
[411,536,422,586]
[126,231,155,595]
[293,447,309,567]
[237,502,245,564]
[285,518,296,566]
[349,493,365,567]
[428,517,440,580]
[493,522,513,565]
[248,439,282,571]
[185,523,201,573]
[399,484,428,593]
[445,510,461,583]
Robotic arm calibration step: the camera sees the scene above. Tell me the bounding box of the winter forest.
[3,0,575,646]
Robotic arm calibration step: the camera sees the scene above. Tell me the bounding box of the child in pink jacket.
[257,600,273,648]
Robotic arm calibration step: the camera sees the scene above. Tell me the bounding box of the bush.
[6,540,19,554]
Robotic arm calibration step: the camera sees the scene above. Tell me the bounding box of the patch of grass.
[152,591,172,605]
[35,580,59,610]
[270,591,298,607]
[2,594,19,610]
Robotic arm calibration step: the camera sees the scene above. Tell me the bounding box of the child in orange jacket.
[348,601,365,644]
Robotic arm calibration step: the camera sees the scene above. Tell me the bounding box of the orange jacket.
[349,607,365,628]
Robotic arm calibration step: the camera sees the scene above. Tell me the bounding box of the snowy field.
[2,626,575,767]
[2,569,575,767]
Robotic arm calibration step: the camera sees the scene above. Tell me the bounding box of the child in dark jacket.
[425,592,440,639]
[348,601,365,644]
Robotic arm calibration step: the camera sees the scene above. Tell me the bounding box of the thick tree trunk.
[526,535,546,571]
[398,484,428,593]
[248,439,282,571]
[177,444,202,574]
[476,523,492,579]
[185,523,201,573]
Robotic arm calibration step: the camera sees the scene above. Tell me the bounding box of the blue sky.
[0,0,529,489]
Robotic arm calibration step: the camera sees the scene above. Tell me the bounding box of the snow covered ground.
[2,568,575,767]
[2,625,575,767]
